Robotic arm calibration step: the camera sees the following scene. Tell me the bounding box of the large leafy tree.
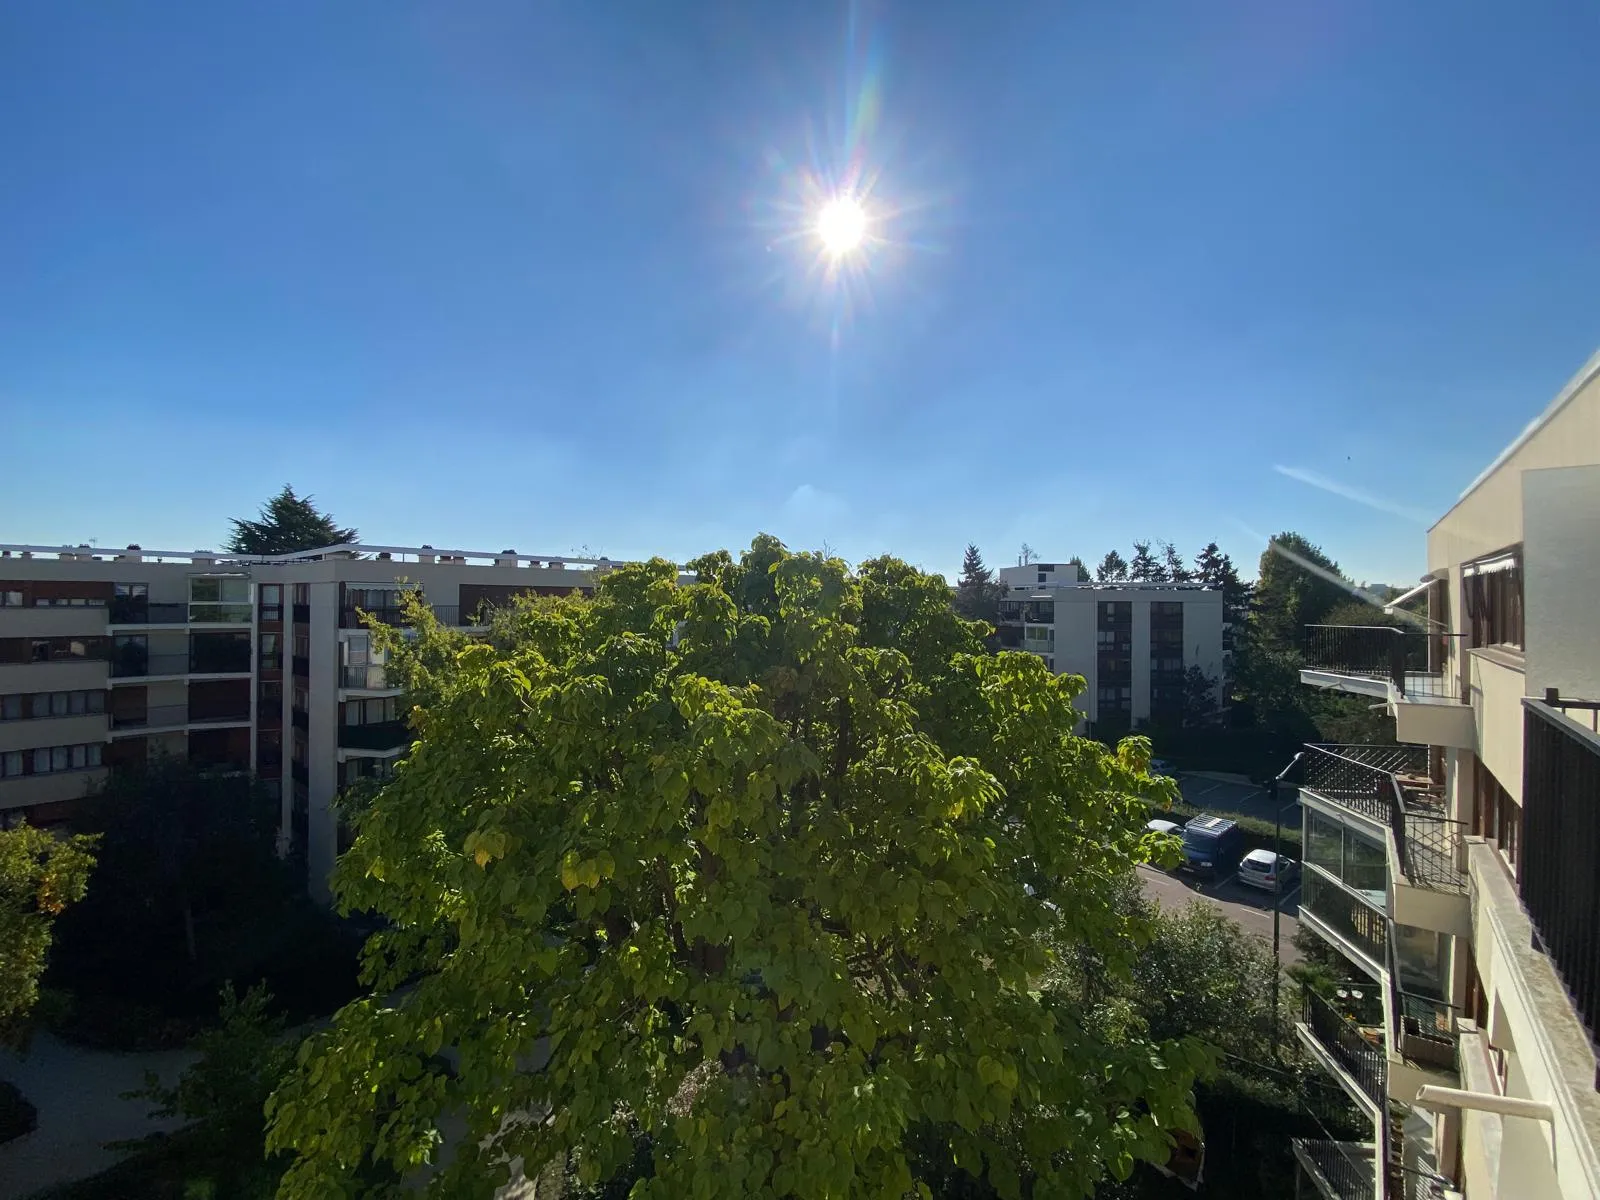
[0,823,96,1044]
[225,485,358,555]
[267,538,1207,1198]
[1252,532,1349,651]
[953,543,1004,625]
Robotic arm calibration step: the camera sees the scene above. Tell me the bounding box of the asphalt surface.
[1141,773,1303,963]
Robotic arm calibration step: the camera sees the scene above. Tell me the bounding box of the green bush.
[0,1078,37,1146]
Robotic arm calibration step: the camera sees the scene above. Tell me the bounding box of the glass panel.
[261,585,282,604]
[190,578,221,603]
[51,747,68,771]
[87,743,101,767]
[1306,810,1344,877]
[1394,924,1447,997]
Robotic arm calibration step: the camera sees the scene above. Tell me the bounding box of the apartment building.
[994,563,1224,733]
[1291,349,1600,1200]
[0,542,613,897]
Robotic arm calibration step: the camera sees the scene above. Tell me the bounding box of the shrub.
[0,1078,37,1145]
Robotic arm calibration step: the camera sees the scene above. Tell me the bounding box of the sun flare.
[816,194,868,258]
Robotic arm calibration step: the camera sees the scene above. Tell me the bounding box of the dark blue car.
[1180,814,1245,880]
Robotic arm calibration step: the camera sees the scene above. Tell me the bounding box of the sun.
[816,194,868,258]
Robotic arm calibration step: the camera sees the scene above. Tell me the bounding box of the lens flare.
[816,194,868,258]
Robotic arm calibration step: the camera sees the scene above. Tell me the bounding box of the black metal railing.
[1303,625,1465,700]
[1302,745,1464,893]
[1303,989,1386,1109]
[997,601,1054,624]
[338,720,409,751]
[1394,990,1460,1071]
[1291,1138,1377,1200]
[1523,694,1600,1081]
[1304,871,1389,966]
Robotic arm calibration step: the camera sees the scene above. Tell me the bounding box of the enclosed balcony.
[1300,745,1468,937]
[338,720,409,751]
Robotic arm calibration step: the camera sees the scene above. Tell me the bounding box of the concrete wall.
[1053,594,1097,727]
[1472,650,1528,804]
[1468,840,1600,1200]
[1429,351,1600,573]
[1523,465,1600,701]
[0,768,106,811]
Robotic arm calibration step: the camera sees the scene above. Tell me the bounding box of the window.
[1463,551,1523,649]
[0,696,20,721]
[293,633,310,660]
[260,679,282,707]
[0,591,22,607]
[1,751,22,777]
[189,576,252,624]
[293,685,310,712]
[259,633,281,671]
[29,745,101,774]
[292,583,309,606]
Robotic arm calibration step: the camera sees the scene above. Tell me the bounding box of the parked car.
[1178,814,1245,880]
[1146,817,1185,837]
[1236,848,1299,893]
[1149,757,1175,777]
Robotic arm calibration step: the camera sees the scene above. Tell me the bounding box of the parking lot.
[1142,772,1303,960]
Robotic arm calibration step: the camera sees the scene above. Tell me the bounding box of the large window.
[259,633,281,671]
[259,584,283,622]
[0,690,105,720]
[0,637,107,664]
[1305,808,1386,906]
[1473,758,1522,875]
[22,742,103,775]
[189,576,252,624]
[344,696,399,726]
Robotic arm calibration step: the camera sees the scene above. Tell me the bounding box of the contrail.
[1272,465,1432,524]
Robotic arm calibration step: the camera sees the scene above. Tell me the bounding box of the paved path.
[0,1032,194,1199]
[1138,864,1303,965]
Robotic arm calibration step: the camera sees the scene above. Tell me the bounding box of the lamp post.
[1270,750,1305,1059]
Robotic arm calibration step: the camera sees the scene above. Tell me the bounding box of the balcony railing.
[338,720,409,751]
[1302,745,1465,893]
[1394,989,1460,1071]
[111,651,190,678]
[1291,1139,1376,1200]
[111,704,251,730]
[108,600,188,625]
[340,604,460,629]
[1523,693,1600,1079]
[1303,625,1465,700]
[1303,989,1386,1110]
[340,665,392,690]
[996,601,1054,624]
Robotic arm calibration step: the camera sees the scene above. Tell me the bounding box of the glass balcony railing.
[109,599,188,624]
[340,665,392,689]
[189,603,253,625]
[338,720,409,751]
[1303,871,1388,968]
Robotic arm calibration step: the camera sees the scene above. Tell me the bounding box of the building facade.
[0,542,613,897]
[995,563,1224,733]
[1292,349,1600,1199]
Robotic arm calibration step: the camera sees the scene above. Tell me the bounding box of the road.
[1138,864,1303,964]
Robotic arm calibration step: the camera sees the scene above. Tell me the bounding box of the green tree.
[126,984,297,1198]
[225,486,358,556]
[1159,543,1191,584]
[267,539,1208,1199]
[0,823,96,1044]
[1252,533,1349,651]
[1194,543,1249,631]
[1063,556,1089,583]
[1128,542,1166,583]
[1096,550,1130,582]
[1179,666,1219,729]
[953,543,1004,624]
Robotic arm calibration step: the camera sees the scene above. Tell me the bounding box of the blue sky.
[2,2,1596,585]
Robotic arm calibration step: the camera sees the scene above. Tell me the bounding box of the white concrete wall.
[1053,594,1097,727]
[1429,351,1600,573]
[1523,465,1600,702]
[1471,650,1528,805]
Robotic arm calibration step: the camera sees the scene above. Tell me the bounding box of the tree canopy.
[1252,533,1347,651]
[1095,551,1129,583]
[0,822,95,1044]
[225,486,358,556]
[267,537,1208,1198]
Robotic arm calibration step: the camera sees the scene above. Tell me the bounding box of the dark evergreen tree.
[1160,542,1192,583]
[953,543,1004,624]
[1129,541,1167,582]
[225,486,358,556]
[1095,550,1129,582]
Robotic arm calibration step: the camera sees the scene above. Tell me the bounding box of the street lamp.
[1270,750,1305,1058]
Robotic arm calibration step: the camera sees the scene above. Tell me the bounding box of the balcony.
[1303,871,1389,976]
[1291,1139,1377,1200]
[1302,745,1467,901]
[109,704,250,733]
[340,604,460,629]
[338,720,409,751]
[1522,693,1600,1071]
[996,600,1054,625]
[340,664,394,690]
[1302,626,1473,747]
[108,599,187,625]
[111,651,190,679]
[1299,988,1387,1112]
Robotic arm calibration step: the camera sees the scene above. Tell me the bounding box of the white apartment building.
[995,563,1225,733]
[0,542,615,898]
[1291,349,1600,1200]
